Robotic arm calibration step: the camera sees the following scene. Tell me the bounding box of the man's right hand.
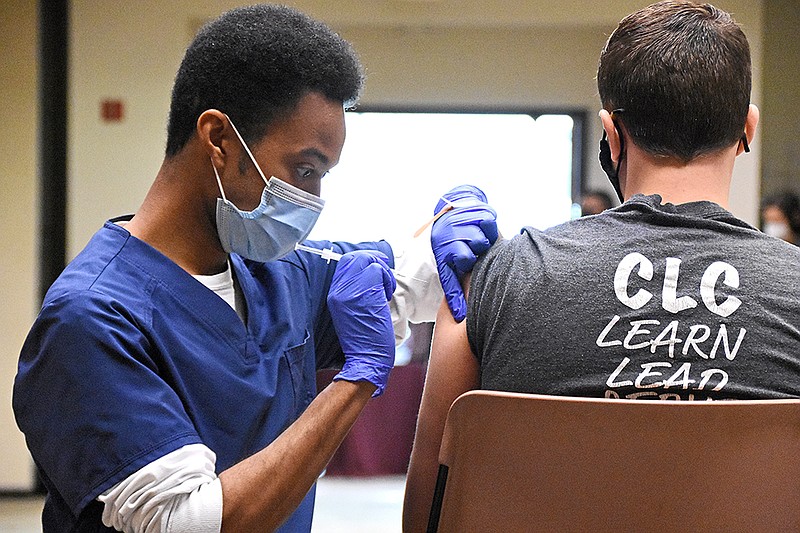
[327,250,397,396]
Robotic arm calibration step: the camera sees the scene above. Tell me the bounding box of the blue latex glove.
[431,185,499,322]
[328,250,397,397]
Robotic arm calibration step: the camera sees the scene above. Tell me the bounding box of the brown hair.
[597,1,751,161]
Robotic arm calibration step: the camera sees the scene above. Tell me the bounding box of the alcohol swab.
[413,197,456,238]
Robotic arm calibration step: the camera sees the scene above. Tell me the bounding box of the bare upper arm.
[403,276,480,532]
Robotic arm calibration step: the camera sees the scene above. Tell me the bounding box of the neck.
[124,144,229,275]
[621,142,737,208]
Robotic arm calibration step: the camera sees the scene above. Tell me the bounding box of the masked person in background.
[13,5,496,533]
[580,189,615,216]
[403,2,800,531]
[761,191,800,245]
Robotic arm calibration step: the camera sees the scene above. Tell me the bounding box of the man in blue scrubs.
[13,5,497,532]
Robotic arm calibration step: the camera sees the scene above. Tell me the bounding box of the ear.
[197,110,230,168]
[736,104,760,155]
[737,104,760,156]
[599,109,622,163]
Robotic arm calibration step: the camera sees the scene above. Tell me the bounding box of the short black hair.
[597,1,751,162]
[165,4,364,157]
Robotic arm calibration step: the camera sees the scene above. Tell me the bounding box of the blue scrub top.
[13,220,394,532]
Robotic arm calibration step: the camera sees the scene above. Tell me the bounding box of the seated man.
[403,1,800,530]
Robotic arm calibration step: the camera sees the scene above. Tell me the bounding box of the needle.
[294,243,428,284]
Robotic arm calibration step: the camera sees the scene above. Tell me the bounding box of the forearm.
[219,380,375,533]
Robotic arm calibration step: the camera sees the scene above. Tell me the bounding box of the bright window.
[307,111,580,245]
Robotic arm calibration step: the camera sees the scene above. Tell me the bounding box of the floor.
[0,475,406,532]
[312,475,405,532]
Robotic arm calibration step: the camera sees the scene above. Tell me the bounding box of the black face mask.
[599,129,625,203]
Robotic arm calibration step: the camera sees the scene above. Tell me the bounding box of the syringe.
[294,243,427,284]
[294,243,342,263]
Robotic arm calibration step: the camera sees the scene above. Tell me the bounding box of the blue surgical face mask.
[212,115,325,262]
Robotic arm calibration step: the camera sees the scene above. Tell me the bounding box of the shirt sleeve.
[466,238,512,364]
[98,444,222,533]
[387,227,444,345]
[13,290,203,517]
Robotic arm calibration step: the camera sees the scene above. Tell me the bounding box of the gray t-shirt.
[467,194,800,400]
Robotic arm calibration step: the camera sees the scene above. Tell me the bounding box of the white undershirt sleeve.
[388,227,444,345]
[98,443,222,533]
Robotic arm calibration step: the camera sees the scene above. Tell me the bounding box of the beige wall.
[1,0,38,490]
[0,0,779,490]
[65,0,765,256]
[761,0,800,199]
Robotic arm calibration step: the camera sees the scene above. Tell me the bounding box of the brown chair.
[427,390,800,533]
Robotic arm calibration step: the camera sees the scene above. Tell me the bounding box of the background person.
[580,189,615,216]
[760,190,800,244]
[13,5,496,533]
[403,2,800,531]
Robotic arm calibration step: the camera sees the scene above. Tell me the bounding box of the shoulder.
[46,222,159,308]
[475,233,533,270]
[20,288,153,389]
[478,218,600,271]
[22,230,161,373]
